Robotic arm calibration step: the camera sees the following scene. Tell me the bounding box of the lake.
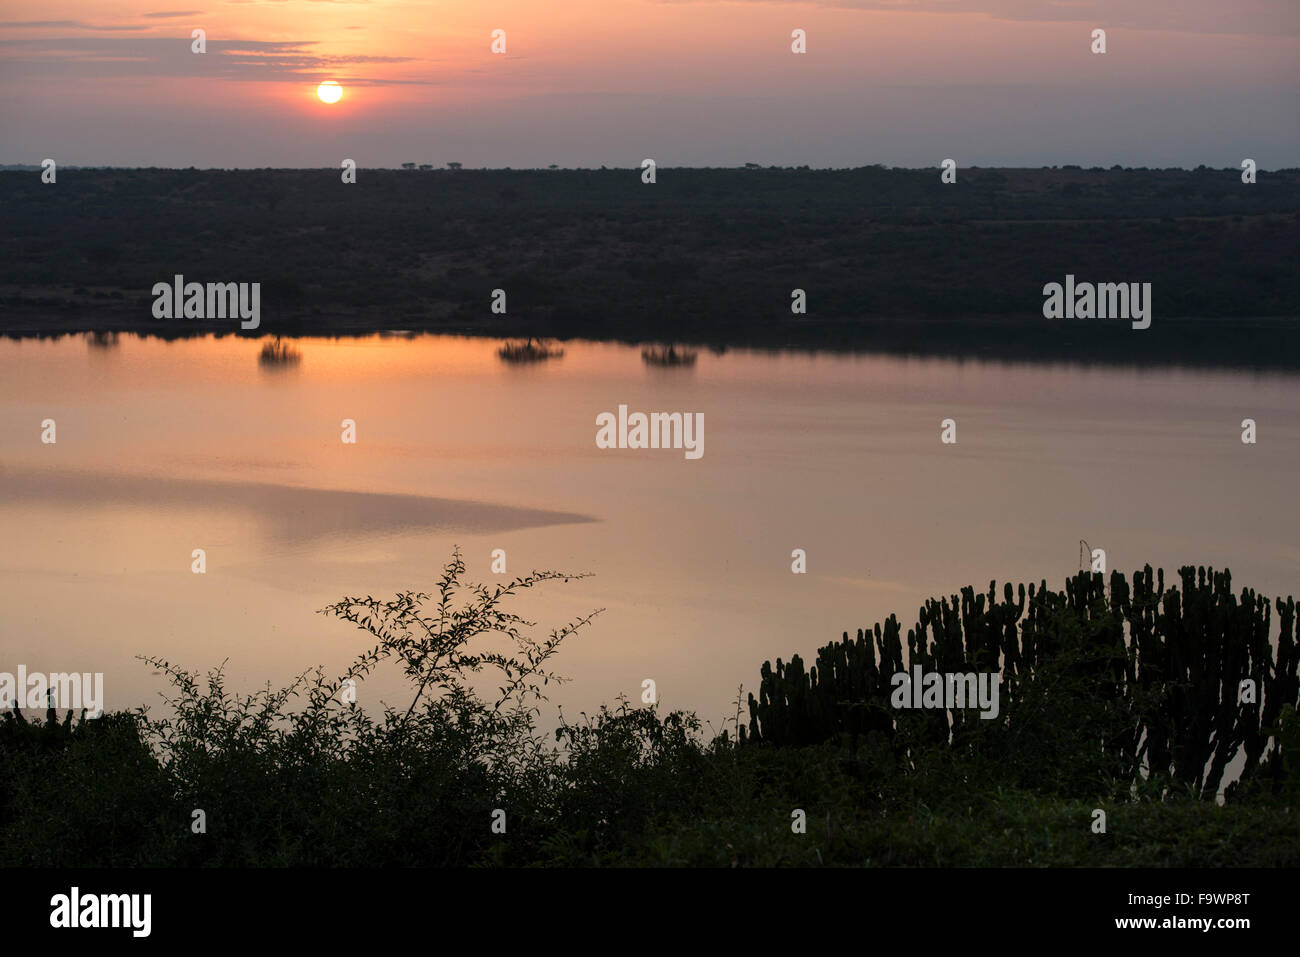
[2,333,1298,728]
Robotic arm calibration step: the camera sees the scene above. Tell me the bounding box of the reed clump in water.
[641,344,697,367]
[258,337,301,368]
[497,338,564,363]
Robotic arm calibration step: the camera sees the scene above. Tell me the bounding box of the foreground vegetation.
[2,552,1296,867]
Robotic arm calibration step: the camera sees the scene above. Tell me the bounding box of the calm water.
[3,334,1299,726]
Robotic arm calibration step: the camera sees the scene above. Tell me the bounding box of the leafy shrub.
[2,554,1296,867]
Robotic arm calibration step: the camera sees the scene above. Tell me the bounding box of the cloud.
[650,0,1300,38]
[0,36,426,84]
[140,11,206,18]
[0,20,141,32]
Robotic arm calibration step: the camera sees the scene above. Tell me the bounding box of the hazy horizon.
[2,0,1297,169]
[5,163,1299,171]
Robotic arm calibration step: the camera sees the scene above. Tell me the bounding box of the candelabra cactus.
[746,565,1300,800]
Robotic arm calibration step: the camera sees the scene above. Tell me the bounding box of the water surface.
[2,334,1298,724]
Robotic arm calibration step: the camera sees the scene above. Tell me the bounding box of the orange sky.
[1,0,1297,167]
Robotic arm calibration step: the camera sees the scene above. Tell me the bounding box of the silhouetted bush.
[2,555,1296,866]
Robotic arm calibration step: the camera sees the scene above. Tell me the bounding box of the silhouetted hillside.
[2,166,1297,367]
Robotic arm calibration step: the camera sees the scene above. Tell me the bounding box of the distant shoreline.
[6,312,1300,372]
[4,166,1298,368]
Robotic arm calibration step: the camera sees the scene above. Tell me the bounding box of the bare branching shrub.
[134,547,600,792]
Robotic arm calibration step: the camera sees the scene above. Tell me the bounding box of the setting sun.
[316,81,343,104]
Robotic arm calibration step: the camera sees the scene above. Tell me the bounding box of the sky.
[1,0,1297,169]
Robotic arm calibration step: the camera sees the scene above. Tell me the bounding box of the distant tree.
[447,162,463,170]
[548,164,559,170]
[744,163,761,169]
[401,162,416,170]
[419,164,433,171]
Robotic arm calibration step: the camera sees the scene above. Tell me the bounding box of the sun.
[316,81,343,104]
